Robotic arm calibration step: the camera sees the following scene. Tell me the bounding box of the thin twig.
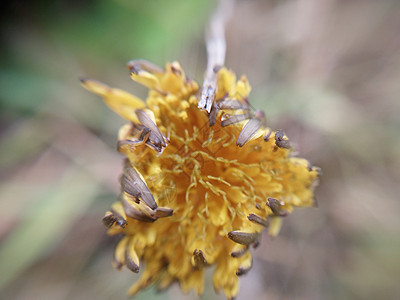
[198,0,233,113]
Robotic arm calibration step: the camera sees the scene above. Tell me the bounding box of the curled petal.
[113,237,129,269]
[129,60,163,89]
[230,244,248,258]
[236,255,252,276]
[125,239,140,273]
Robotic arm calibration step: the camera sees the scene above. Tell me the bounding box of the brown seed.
[124,164,157,210]
[264,130,271,142]
[275,130,291,149]
[247,213,269,227]
[110,208,128,228]
[267,198,288,217]
[121,196,157,223]
[193,249,208,268]
[237,117,262,147]
[236,259,253,276]
[120,175,141,200]
[103,210,127,228]
[208,103,219,127]
[221,112,251,127]
[230,247,248,258]
[227,231,259,245]
[135,109,166,147]
[102,211,127,228]
[217,99,247,110]
[125,251,140,273]
[154,207,173,218]
[127,59,164,74]
[102,212,117,228]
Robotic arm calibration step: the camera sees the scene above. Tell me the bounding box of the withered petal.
[274,130,291,149]
[227,231,260,245]
[208,103,219,127]
[236,258,253,276]
[236,118,262,147]
[221,112,251,127]
[193,249,208,268]
[154,207,173,218]
[125,243,140,273]
[263,130,271,142]
[230,246,248,258]
[121,196,157,223]
[124,165,157,210]
[135,109,166,147]
[267,198,288,217]
[217,99,248,110]
[127,59,164,74]
[247,213,269,227]
[102,211,127,229]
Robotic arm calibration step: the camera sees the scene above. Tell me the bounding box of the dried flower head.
[81,60,320,299]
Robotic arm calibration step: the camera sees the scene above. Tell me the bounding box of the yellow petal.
[130,70,160,90]
[113,237,129,269]
[268,217,283,237]
[81,79,145,122]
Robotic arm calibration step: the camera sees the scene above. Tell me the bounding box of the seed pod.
[192,249,208,268]
[230,244,248,258]
[275,130,291,149]
[127,59,164,74]
[124,164,157,210]
[227,231,259,245]
[102,211,127,228]
[236,256,252,276]
[113,237,129,270]
[209,103,219,127]
[267,198,288,217]
[236,111,265,146]
[247,213,269,227]
[264,130,271,142]
[120,175,141,200]
[154,207,174,218]
[221,112,251,127]
[125,239,140,273]
[135,109,166,147]
[217,99,247,110]
[121,196,157,223]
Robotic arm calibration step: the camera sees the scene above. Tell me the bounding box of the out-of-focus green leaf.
[0,167,101,290]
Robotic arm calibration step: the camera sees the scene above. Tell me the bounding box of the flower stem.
[198,0,233,113]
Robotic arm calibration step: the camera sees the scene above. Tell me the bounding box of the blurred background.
[1,0,400,299]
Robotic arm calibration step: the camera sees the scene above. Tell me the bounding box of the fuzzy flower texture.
[81,60,320,299]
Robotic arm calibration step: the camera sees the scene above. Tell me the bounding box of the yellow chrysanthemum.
[81,60,320,299]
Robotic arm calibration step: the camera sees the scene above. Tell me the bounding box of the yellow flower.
[81,60,320,299]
